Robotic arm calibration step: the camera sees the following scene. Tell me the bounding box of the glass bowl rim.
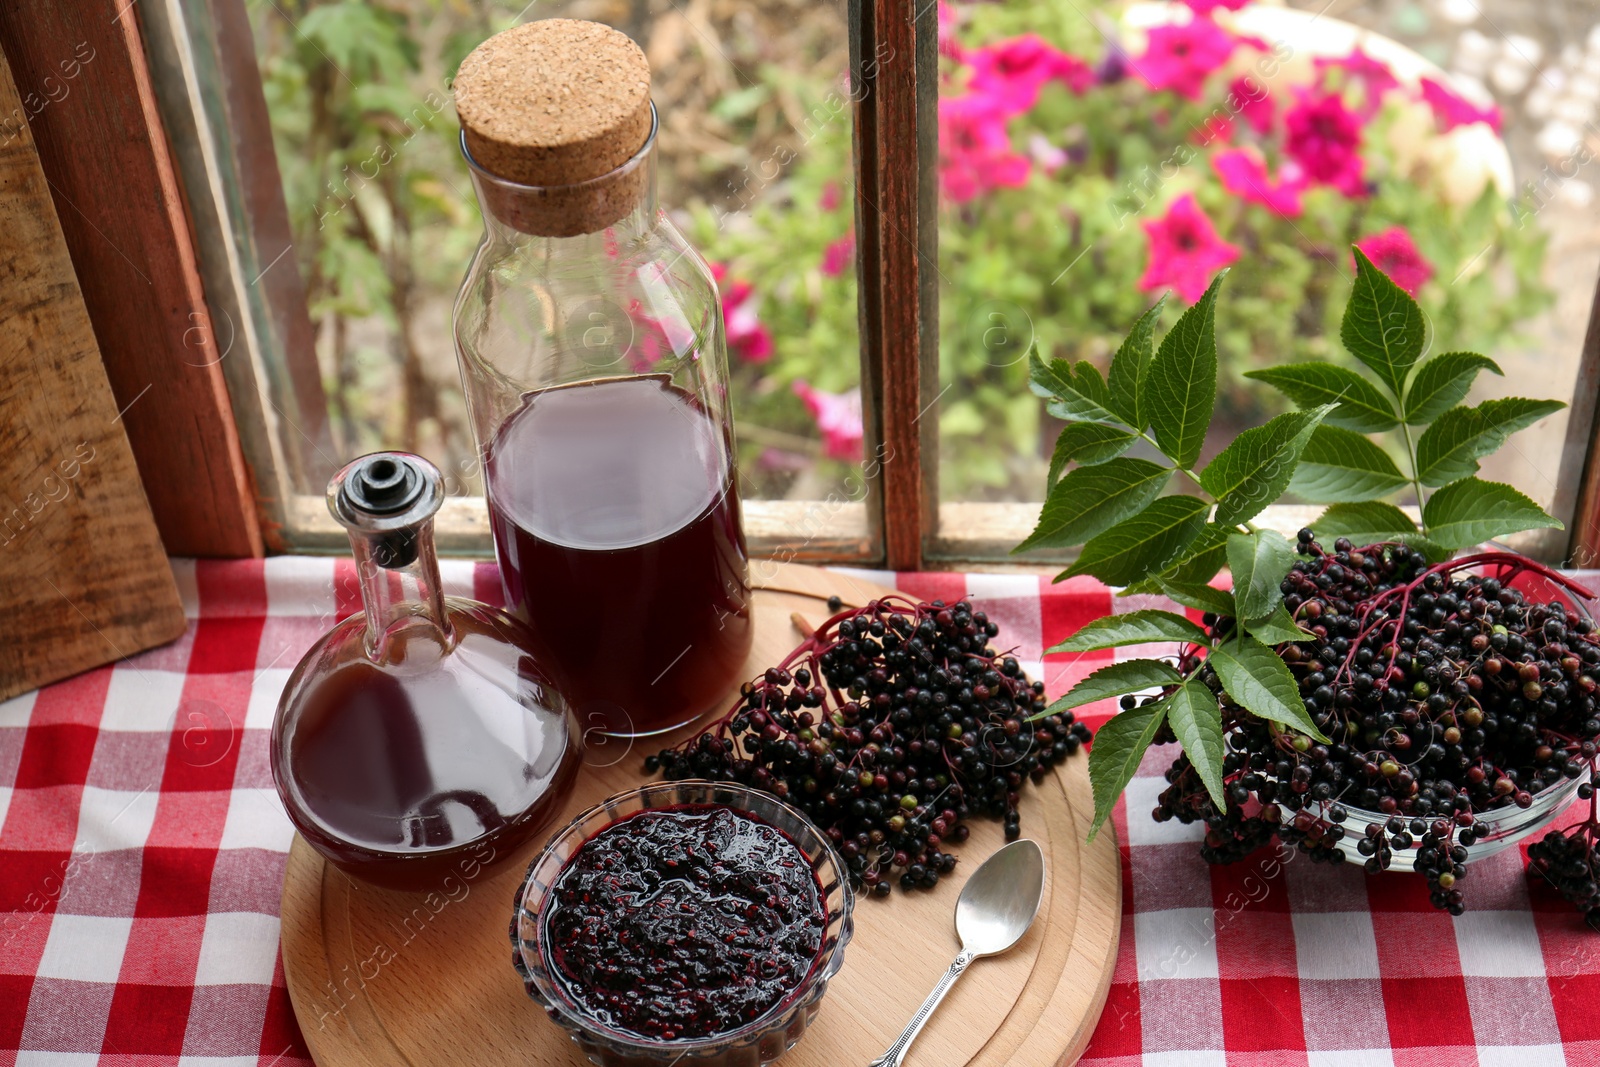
[514,779,855,1054]
[1277,764,1588,848]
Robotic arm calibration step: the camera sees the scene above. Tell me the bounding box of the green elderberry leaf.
[1045,362,1116,422]
[1209,634,1330,742]
[1244,603,1314,646]
[1310,500,1417,541]
[1044,658,1184,714]
[1288,425,1410,503]
[1047,424,1139,485]
[1225,529,1296,623]
[1415,398,1565,487]
[1162,522,1232,586]
[1158,579,1236,617]
[1123,522,1233,595]
[1199,405,1333,525]
[1244,362,1399,432]
[1342,247,1425,399]
[1015,458,1172,553]
[1047,609,1209,654]
[1030,347,1122,425]
[1061,495,1211,586]
[1166,677,1226,807]
[1107,297,1166,430]
[1401,352,1502,425]
[1310,502,1448,560]
[1120,521,1228,598]
[1421,477,1563,551]
[1145,273,1224,468]
[1086,699,1169,840]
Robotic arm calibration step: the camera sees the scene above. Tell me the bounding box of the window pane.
[934,0,1589,553]
[246,0,863,528]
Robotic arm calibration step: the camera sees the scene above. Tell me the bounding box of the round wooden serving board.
[280,562,1121,1067]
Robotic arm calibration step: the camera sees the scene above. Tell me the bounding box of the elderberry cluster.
[1529,791,1600,929]
[1153,530,1600,917]
[647,596,1091,897]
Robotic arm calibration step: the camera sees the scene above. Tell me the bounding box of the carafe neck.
[472,164,661,250]
[327,453,454,662]
[348,519,452,661]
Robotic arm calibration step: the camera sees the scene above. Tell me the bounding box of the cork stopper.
[455,20,654,236]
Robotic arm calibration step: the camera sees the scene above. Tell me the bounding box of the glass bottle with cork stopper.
[452,19,753,741]
[270,452,581,891]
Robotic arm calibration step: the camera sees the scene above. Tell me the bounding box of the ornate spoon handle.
[866,949,976,1067]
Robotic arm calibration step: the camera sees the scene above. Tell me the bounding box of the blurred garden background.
[248,0,1597,515]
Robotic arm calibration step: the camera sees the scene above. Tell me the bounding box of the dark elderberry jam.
[541,804,827,1042]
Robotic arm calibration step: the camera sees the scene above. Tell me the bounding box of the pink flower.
[1212,147,1303,216]
[821,233,855,277]
[1419,76,1502,132]
[1137,17,1238,101]
[966,34,1093,114]
[938,0,963,61]
[1314,49,1399,115]
[1138,193,1240,303]
[939,93,1030,202]
[724,286,772,363]
[1182,0,1250,13]
[1228,75,1275,134]
[819,181,842,212]
[793,381,864,461]
[711,264,774,363]
[1354,226,1433,296]
[1284,90,1367,196]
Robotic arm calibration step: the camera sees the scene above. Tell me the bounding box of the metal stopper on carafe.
[327,452,445,569]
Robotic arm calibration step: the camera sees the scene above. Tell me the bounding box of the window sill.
[282,495,873,561]
[276,496,1577,572]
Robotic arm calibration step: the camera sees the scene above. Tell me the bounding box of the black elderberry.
[648,595,1087,897]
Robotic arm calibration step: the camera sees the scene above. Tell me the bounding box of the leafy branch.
[1251,249,1563,556]
[1017,249,1566,839]
[1017,274,1334,589]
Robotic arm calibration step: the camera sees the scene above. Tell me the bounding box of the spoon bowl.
[955,838,1045,957]
[867,839,1047,1067]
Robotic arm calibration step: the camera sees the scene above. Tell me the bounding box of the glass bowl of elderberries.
[645,595,1092,898]
[1149,532,1600,916]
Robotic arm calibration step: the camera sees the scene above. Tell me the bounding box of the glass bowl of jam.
[512,781,854,1067]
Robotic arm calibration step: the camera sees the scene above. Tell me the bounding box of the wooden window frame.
[2,0,1597,569]
[0,0,262,558]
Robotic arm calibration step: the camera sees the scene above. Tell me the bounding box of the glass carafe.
[271,452,582,891]
[454,101,754,739]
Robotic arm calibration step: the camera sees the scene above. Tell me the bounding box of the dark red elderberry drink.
[540,804,827,1044]
[277,612,581,892]
[485,376,753,737]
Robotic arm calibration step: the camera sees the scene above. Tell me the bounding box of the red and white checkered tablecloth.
[6,557,1600,1066]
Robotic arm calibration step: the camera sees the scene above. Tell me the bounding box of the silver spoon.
[867,838,1046,1067]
